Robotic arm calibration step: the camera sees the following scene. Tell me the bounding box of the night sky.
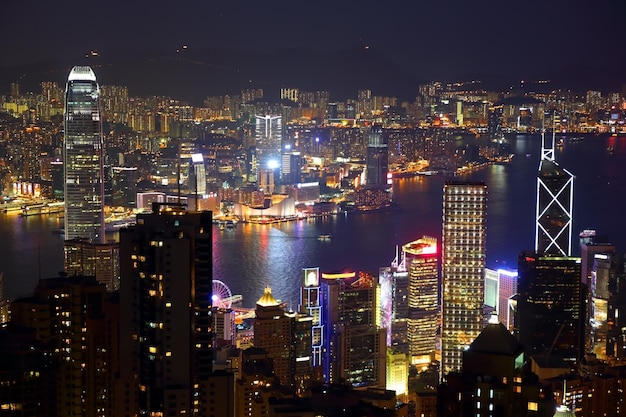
[2,0,626,100]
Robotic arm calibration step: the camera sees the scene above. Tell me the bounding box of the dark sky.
[2,0,626,97]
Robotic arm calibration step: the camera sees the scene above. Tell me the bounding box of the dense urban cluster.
[1,67,626,417]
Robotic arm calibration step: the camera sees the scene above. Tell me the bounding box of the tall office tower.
[516,252,583,366]
[403,237,438,365]
[189,153,207,195]
[63,238,120,291]
[579,230,615,286]
[589,252,626,360]
[119,204,213,416]
[439,316,554,417]
[484,268,518,330]
[441,182,487,379]
[365,125,389,188]
[487,104,504,140]
[257,168,275,195]
[321,271,386,388]
[109,166,139,207]
[535,125,574,256]
[254,286,312,394]
[281,150,302,184]
[10,276,111,417]
[299,268,324,372]
[64,66,105,243]
[255,114,282,162]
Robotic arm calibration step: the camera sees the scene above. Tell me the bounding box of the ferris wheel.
[212,280,234,309]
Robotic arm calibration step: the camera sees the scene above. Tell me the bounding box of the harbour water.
[1,134,626,307]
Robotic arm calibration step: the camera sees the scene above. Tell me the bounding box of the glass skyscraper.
[64,66,104,242]
[535,121,574,256]
[441,181,487,379]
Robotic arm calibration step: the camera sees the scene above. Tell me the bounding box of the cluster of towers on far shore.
[5,65,626,416]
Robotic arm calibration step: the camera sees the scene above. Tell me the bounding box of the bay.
[2,134,625,308]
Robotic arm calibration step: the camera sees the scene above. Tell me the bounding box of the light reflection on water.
[2,135,626,307]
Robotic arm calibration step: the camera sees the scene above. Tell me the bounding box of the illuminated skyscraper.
[484,268,518,330]
[535,124,574,256]
[119,203,213,416]
[365,125,389,188]
[321,271,386,388]
[404,237,438,364]
[64,66,104,243]
[441,182,487,379]
[299,267,323,370]
[255,114,282,162]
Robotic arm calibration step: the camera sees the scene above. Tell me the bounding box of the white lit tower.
[299,267,323,370]
[441,182,487,379]
[535,114,574,256]
[64,66,105,243]
[255,114,282,163]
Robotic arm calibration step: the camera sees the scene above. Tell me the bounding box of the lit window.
[528,402,538,411]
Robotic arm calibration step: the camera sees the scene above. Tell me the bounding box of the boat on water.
[318,234,331,241]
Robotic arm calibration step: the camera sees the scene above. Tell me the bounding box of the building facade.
[119,203,213,416]
[516,252,583,365]
[64,66,105,242]
[441,181,487,379]
[404,237,438,364]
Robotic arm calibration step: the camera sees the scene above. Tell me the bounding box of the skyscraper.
[63,238,120,291]
[64,66,105,242]
[404,237,438,364]
[365,125,389,188]
[441,182,487,379]
[253,286,312,394]
[535,123,574,256]
[321,271,386,388]
[516,252,583,365]
[255,114,282,163]
[119,203,212,416]
[299,267,323,371]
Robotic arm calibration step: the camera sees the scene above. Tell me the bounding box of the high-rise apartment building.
[64,66,105,242]
[119,203,213,416]
[535,125,574,256]
[441,182,487,379]
[404,237,438,364]
[10,276,112,417]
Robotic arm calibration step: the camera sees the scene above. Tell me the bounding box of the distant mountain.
[1,47,625,104]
